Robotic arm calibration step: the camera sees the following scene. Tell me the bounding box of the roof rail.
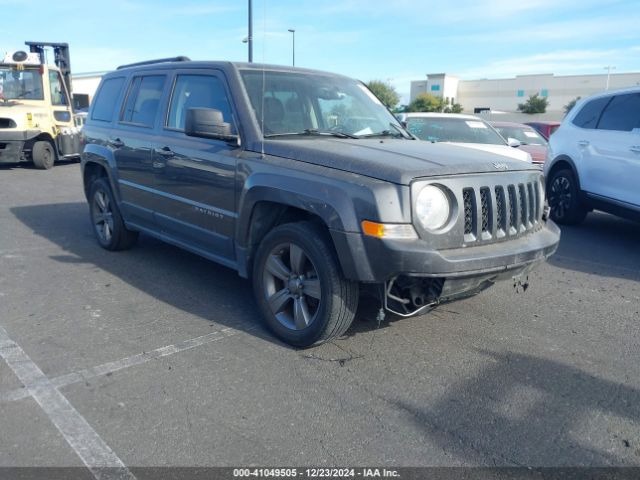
[116,56,191,70]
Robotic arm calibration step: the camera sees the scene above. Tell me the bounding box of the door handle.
[578,140,590,147]
[630,146,640,153]
[108,138,124,148]
[156,147,174,157]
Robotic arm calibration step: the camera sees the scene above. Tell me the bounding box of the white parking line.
[0,325,135,480]
[1,325,250,403]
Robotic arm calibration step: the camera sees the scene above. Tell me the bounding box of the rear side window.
[572,96,610,129]
[120,75,166,127]
[166,74,236,132]
[597,93,640,132]
[91,77,125,122]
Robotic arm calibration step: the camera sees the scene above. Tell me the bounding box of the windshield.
[0,67,45,101]
[240,70,406,138]
[406,117,507,145]
[494,125,548,146]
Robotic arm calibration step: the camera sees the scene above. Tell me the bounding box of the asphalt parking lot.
[1,162,639,472]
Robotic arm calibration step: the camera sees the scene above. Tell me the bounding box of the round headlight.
[416,185,450,231]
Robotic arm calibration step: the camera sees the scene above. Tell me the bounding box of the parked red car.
[524,121,561,141]
[490,121,548,164]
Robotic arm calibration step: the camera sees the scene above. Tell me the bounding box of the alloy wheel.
[262,242,322,331]
[549,175,572,219]
[92,189,115,244]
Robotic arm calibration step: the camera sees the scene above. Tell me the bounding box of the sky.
[2,0,639,102]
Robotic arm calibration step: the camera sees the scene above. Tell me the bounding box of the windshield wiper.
[356,123,410,139]
[264,129,358,139]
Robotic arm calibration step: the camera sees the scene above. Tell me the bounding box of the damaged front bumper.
[332,220,560,316]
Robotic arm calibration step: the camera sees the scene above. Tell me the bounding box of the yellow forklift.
[0,41,81,169]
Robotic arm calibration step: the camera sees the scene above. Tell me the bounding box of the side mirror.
[507,137,521,148]
[185,108,237,142]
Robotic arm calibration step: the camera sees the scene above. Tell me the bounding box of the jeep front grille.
[412,171,545,249]
[461,179,543,243]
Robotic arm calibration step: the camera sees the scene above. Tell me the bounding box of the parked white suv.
[544,87,640,224]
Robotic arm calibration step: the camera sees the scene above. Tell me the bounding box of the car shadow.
[10,202,389,348]
[0,159,79,170]
[548,212,640,282]
[384,349,640,466]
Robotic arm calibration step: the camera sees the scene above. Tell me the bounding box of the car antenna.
[260,0,267,159]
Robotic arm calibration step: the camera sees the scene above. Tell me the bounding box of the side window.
[597,93,640,132]
[166,74,236,133]
[572,97,610,129]
[91,77,125,122]
[48,71,68,106]
[120,75,166,127]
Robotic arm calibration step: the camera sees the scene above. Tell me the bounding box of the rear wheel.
[252,222,359,348]
[89,178,138,251]
[547,168,588,225]
[31,141,55,169]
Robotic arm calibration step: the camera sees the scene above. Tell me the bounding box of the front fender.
[236,171,361,244]
[235,162,411,281]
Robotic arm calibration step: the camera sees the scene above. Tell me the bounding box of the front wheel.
[547,168,588,225]
[252,222,359,348]
[31,141,55,169]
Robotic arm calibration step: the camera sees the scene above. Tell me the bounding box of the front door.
[582,92,640,207]
[151,70,240,264]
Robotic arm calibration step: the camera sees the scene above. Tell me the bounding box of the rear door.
[151,69,241,264]
[112,72,169,229]
[582,92,640,206]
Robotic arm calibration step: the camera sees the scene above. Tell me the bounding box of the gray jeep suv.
[81,58,560,347]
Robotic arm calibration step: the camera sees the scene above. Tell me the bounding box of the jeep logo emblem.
[493,162,509,170]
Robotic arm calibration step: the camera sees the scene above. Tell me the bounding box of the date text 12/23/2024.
[233,468,399,478]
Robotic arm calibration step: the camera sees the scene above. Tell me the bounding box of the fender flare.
[81,144,121,203]
[236,172,362,245]
[547,155,583,191]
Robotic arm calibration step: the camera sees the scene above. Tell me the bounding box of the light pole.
[247,0,253,63]
[288,28,295,67]
[604,65,616,90]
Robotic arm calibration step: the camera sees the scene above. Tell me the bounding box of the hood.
[447,142,532,163]
[257,138,539,185]
[518,144,547,164]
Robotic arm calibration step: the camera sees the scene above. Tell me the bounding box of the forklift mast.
[24,41,72,99]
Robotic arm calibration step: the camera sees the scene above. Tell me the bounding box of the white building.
[410,71,640,120]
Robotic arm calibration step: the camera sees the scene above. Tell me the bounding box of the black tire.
[252,221,359,348]
[89,178,138,251]
[547,168,588,225]
[31,141,55,169]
